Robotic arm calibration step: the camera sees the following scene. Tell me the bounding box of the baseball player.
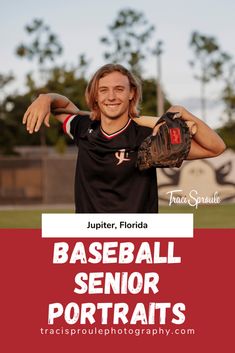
[23,64,226,213]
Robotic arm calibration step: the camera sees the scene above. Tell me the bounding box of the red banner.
[1,229,234,352]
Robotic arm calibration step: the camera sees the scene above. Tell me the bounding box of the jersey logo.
[115,149,131,165]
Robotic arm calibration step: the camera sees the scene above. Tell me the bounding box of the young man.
[23,64,226,213]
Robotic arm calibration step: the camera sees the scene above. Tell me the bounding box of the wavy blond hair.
[85,64,142,120]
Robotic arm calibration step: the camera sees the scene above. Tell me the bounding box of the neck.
[101,115,130,134]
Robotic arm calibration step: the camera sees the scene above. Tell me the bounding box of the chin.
[101,110,122,119]
[106,114,122,120]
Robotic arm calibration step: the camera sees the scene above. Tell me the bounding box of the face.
[97,71,134,120]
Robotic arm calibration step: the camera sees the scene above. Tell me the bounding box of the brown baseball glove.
[137,112,192,170]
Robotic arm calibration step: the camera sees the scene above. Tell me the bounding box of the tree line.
[0,9,234,154]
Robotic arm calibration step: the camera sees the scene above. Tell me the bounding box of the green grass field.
[0,204,234,228]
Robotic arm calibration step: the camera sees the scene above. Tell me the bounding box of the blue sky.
[1,0,234,127]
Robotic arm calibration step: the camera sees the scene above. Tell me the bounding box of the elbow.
[220,140,227,154]
[211,140,226,157]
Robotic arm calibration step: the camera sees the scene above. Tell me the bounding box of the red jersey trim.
[63,114,77,139]
[63,114,74,134]
[100,119,132,139]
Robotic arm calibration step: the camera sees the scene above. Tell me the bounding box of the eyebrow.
[98,85,126,89]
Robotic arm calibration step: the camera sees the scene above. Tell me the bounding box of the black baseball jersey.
[63,114,158,213]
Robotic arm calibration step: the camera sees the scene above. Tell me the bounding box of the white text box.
[41,213,194,238]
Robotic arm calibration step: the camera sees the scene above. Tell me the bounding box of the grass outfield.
[160,204,235,228]
[0,209,72,228]
[0,204,234,228]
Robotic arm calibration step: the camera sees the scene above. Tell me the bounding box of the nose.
[107,89,116,100]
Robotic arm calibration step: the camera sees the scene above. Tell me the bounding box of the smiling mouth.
[105,103,120,107]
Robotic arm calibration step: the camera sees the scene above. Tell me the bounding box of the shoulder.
[129,120,152,146]
[63,113,93,140]
[63,113,91,126]
[131,119,152,135]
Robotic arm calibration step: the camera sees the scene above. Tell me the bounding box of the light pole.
[155,40,164,117]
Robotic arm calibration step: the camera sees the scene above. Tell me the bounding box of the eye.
[115,87,124,92]
[99,88,108,94]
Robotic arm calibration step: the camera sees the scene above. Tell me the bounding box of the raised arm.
[167,106,226,159]
[135,106,226,159]
[133,115,159,128]
[23,93,80,134]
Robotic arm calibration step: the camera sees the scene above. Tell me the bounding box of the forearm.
[23,93,81,133]
[133,115,160,128]
[180,108,226,157]
[40,93,80,115]
[166,105,226,158]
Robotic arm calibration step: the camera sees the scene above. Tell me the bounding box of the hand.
[22,94,52,133]
[152,106,197,136]
[152,121,165,136]
[167,105,186,120]
[152,106,183,136]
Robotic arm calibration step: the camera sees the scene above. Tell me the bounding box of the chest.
[78,138,138,179]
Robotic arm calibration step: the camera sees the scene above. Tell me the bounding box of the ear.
[129,88,134,100]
